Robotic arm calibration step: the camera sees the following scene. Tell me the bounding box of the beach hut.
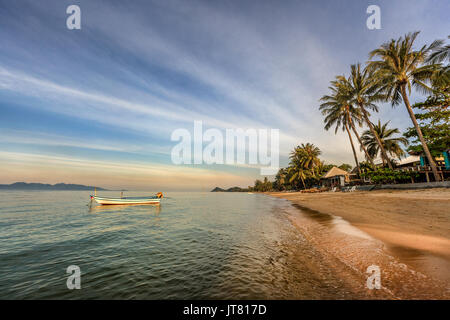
[321,166,350,188]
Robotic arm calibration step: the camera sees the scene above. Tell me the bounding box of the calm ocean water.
[1,191,446,299]
[0,190,363,299]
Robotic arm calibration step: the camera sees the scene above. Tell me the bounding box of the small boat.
[90,192,163,205]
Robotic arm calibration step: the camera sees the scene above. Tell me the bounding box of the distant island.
[211,186,249,192]
[0,182,108,191]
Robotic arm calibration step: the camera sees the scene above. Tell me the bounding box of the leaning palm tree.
[361,120,408,164]
[335,64,393,168]
[368,31,443,180]
[344,105,374,166]
[320,86,362,175]
[320,80,374,168]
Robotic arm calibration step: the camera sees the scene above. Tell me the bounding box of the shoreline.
[267,188,450,298]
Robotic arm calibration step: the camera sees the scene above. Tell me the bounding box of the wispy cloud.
[0,151,252,190]
[0,0,448,187]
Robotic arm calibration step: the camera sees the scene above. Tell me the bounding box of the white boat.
[90,192,163,205]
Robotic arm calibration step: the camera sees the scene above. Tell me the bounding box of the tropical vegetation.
[321,31,449,182]
[367,32,447,180]
[361,120,408,165]
[249,144,354,192]
[247,31,449,191]
[360,168,420,185]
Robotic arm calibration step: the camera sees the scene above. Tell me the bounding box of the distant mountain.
[211,187,226,192]
[211,186,248,192]
[0,182,108,191]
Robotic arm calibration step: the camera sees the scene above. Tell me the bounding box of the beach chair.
[330,187,337,192]
[349,186,356,192]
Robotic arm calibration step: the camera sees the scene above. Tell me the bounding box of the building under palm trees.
[400,152,450,182]
[321,166,352,188]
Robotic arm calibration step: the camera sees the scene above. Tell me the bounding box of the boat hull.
[92,196,161,205]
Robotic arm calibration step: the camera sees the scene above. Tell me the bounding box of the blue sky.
[0,0,449,190]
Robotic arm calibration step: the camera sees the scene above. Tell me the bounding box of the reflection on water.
[2,191,360,299]
[89,203,161,215]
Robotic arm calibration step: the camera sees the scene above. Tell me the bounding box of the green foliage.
[361,120,408,162]
[368,31,443,106]
[287,143,322,189]
[319,80,364,134]
[273,168,287,191]
[270,145,355,191]
[359,161,375,172]
[270,143,329,191]
[338,163,353,172]
[252,177,273,192]
[404,97,450,157]
[361,168,419,184]
[322,164,336,172]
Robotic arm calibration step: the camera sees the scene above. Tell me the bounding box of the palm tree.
[345,106,374,166]
[291,143,321,169]
[288,143,321,189]
[361,120,408,164]
[426,36,450,97]
[368,31,443,180]
[320,80,375,169]
[254,179,263,191]
[262,177,272,192]
[274,168,288,191]
[429,65,450,97]
[288,166,309,189]
[339,163,353,172]
[320,85,362,175]
[426,35,450,64]
[335,64,393,169]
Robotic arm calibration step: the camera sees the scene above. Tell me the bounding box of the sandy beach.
[269,188,450,298]
[270,188,450,256]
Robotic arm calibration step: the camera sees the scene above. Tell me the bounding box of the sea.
[0,191,447,299]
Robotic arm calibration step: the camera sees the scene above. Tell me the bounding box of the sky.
[0,0,449,190]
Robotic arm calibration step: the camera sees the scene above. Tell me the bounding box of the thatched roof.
[323,166,349,179]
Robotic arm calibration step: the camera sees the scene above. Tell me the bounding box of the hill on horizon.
[0,182,108,191]
[211,186,248,192]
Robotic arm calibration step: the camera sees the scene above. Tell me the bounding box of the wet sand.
[268,188,450,299]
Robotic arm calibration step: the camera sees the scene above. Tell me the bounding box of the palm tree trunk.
[300,176,306,189]
[358,103,393,169]
[400,85,440,181]
[345,121,361,176]
[348,115,374,165]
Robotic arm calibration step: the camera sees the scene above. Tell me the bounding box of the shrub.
[361,168,420,184]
